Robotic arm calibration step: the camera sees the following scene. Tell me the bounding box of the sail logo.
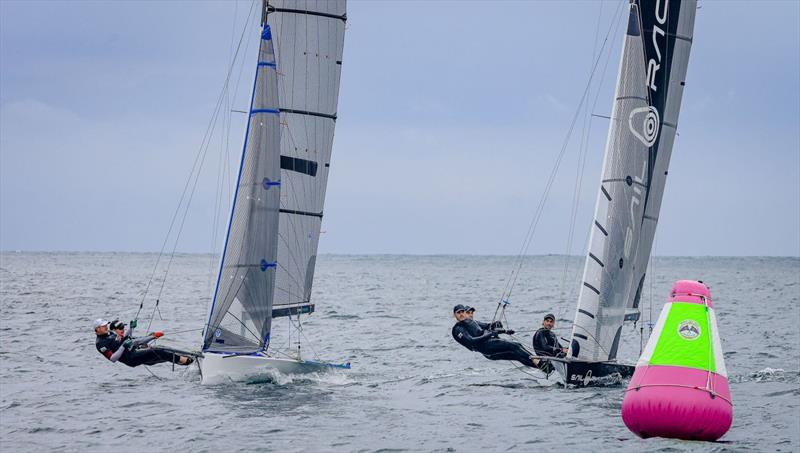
[624,160,647,259]
[646,0,669,93]
[628,106,660,147]
[677,320,701,340]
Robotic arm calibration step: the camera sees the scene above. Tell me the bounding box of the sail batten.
[570,0,697,362]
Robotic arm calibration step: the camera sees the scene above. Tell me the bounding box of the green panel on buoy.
[649,302,715,372]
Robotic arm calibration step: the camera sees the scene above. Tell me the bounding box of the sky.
[1,0,798,256]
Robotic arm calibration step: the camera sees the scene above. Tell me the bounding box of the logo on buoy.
[677,320,701,340]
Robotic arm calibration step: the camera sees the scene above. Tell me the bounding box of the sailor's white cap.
[92,318,109,330]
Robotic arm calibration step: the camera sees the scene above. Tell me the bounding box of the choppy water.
[1,253,798,451]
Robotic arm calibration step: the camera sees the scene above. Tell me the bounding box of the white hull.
[199,352,347,385]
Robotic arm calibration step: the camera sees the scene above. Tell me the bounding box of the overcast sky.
[1,0,798,256]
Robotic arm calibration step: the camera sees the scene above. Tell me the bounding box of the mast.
[569,0,697,362]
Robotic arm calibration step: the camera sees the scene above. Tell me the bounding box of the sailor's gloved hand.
[129,319,137,329]
[122,339,134,349]
[153,331,164,338]
[506,329,516,335]
[489,331,500,338]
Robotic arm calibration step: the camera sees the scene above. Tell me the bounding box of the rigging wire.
[494,0,627,323]
[555,1,627,323]
[559,0,606,298]
[139,0,259,330]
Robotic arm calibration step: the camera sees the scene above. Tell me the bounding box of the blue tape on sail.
[258,61,276,67]
[260,259,277,271]
[250,109,279,115]
[262,177,281,190]
[261,25,272,40]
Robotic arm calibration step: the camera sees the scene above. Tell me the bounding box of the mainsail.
[569,0,697,362]
[267,0,346,317]
[203,0,346,353]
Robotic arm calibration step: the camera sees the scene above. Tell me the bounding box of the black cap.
[453,304,466,313]
[543,313,555,321]
[465,306,476,312]
[109,319,125,330]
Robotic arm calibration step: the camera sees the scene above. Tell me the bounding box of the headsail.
[203,23,283,352]
[569,0,697,362]
[267,0,346,317]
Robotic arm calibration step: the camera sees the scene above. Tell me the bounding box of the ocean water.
[1,253,798,452]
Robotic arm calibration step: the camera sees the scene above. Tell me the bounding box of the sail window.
[281,155,318,177]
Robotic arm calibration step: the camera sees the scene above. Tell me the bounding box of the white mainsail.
[268,0,347,318]
[569,0,697,362]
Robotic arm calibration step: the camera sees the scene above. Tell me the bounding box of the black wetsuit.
[451,319,537,368]
[95,333,121,361]
[532,328,565,358]
[95,332,185,368]
[119,348,185,367]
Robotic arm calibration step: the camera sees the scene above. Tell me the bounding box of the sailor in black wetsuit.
[93,319,193,367]
[532,313,567,358]
[451,305,539,368]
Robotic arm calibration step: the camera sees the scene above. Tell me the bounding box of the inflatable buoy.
[621,280,732,441]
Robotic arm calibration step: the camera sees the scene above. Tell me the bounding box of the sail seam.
[616,95,648,102]
[641,28,693,43]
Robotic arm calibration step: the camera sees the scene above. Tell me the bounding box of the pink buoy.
[621,280,733,441]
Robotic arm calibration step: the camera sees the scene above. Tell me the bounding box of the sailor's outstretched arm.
[108,344,125,362]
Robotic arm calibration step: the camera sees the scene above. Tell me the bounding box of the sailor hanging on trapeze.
[450,305,540,368]
[93,318,194,368]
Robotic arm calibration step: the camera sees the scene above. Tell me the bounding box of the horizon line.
[1,250,798,259]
